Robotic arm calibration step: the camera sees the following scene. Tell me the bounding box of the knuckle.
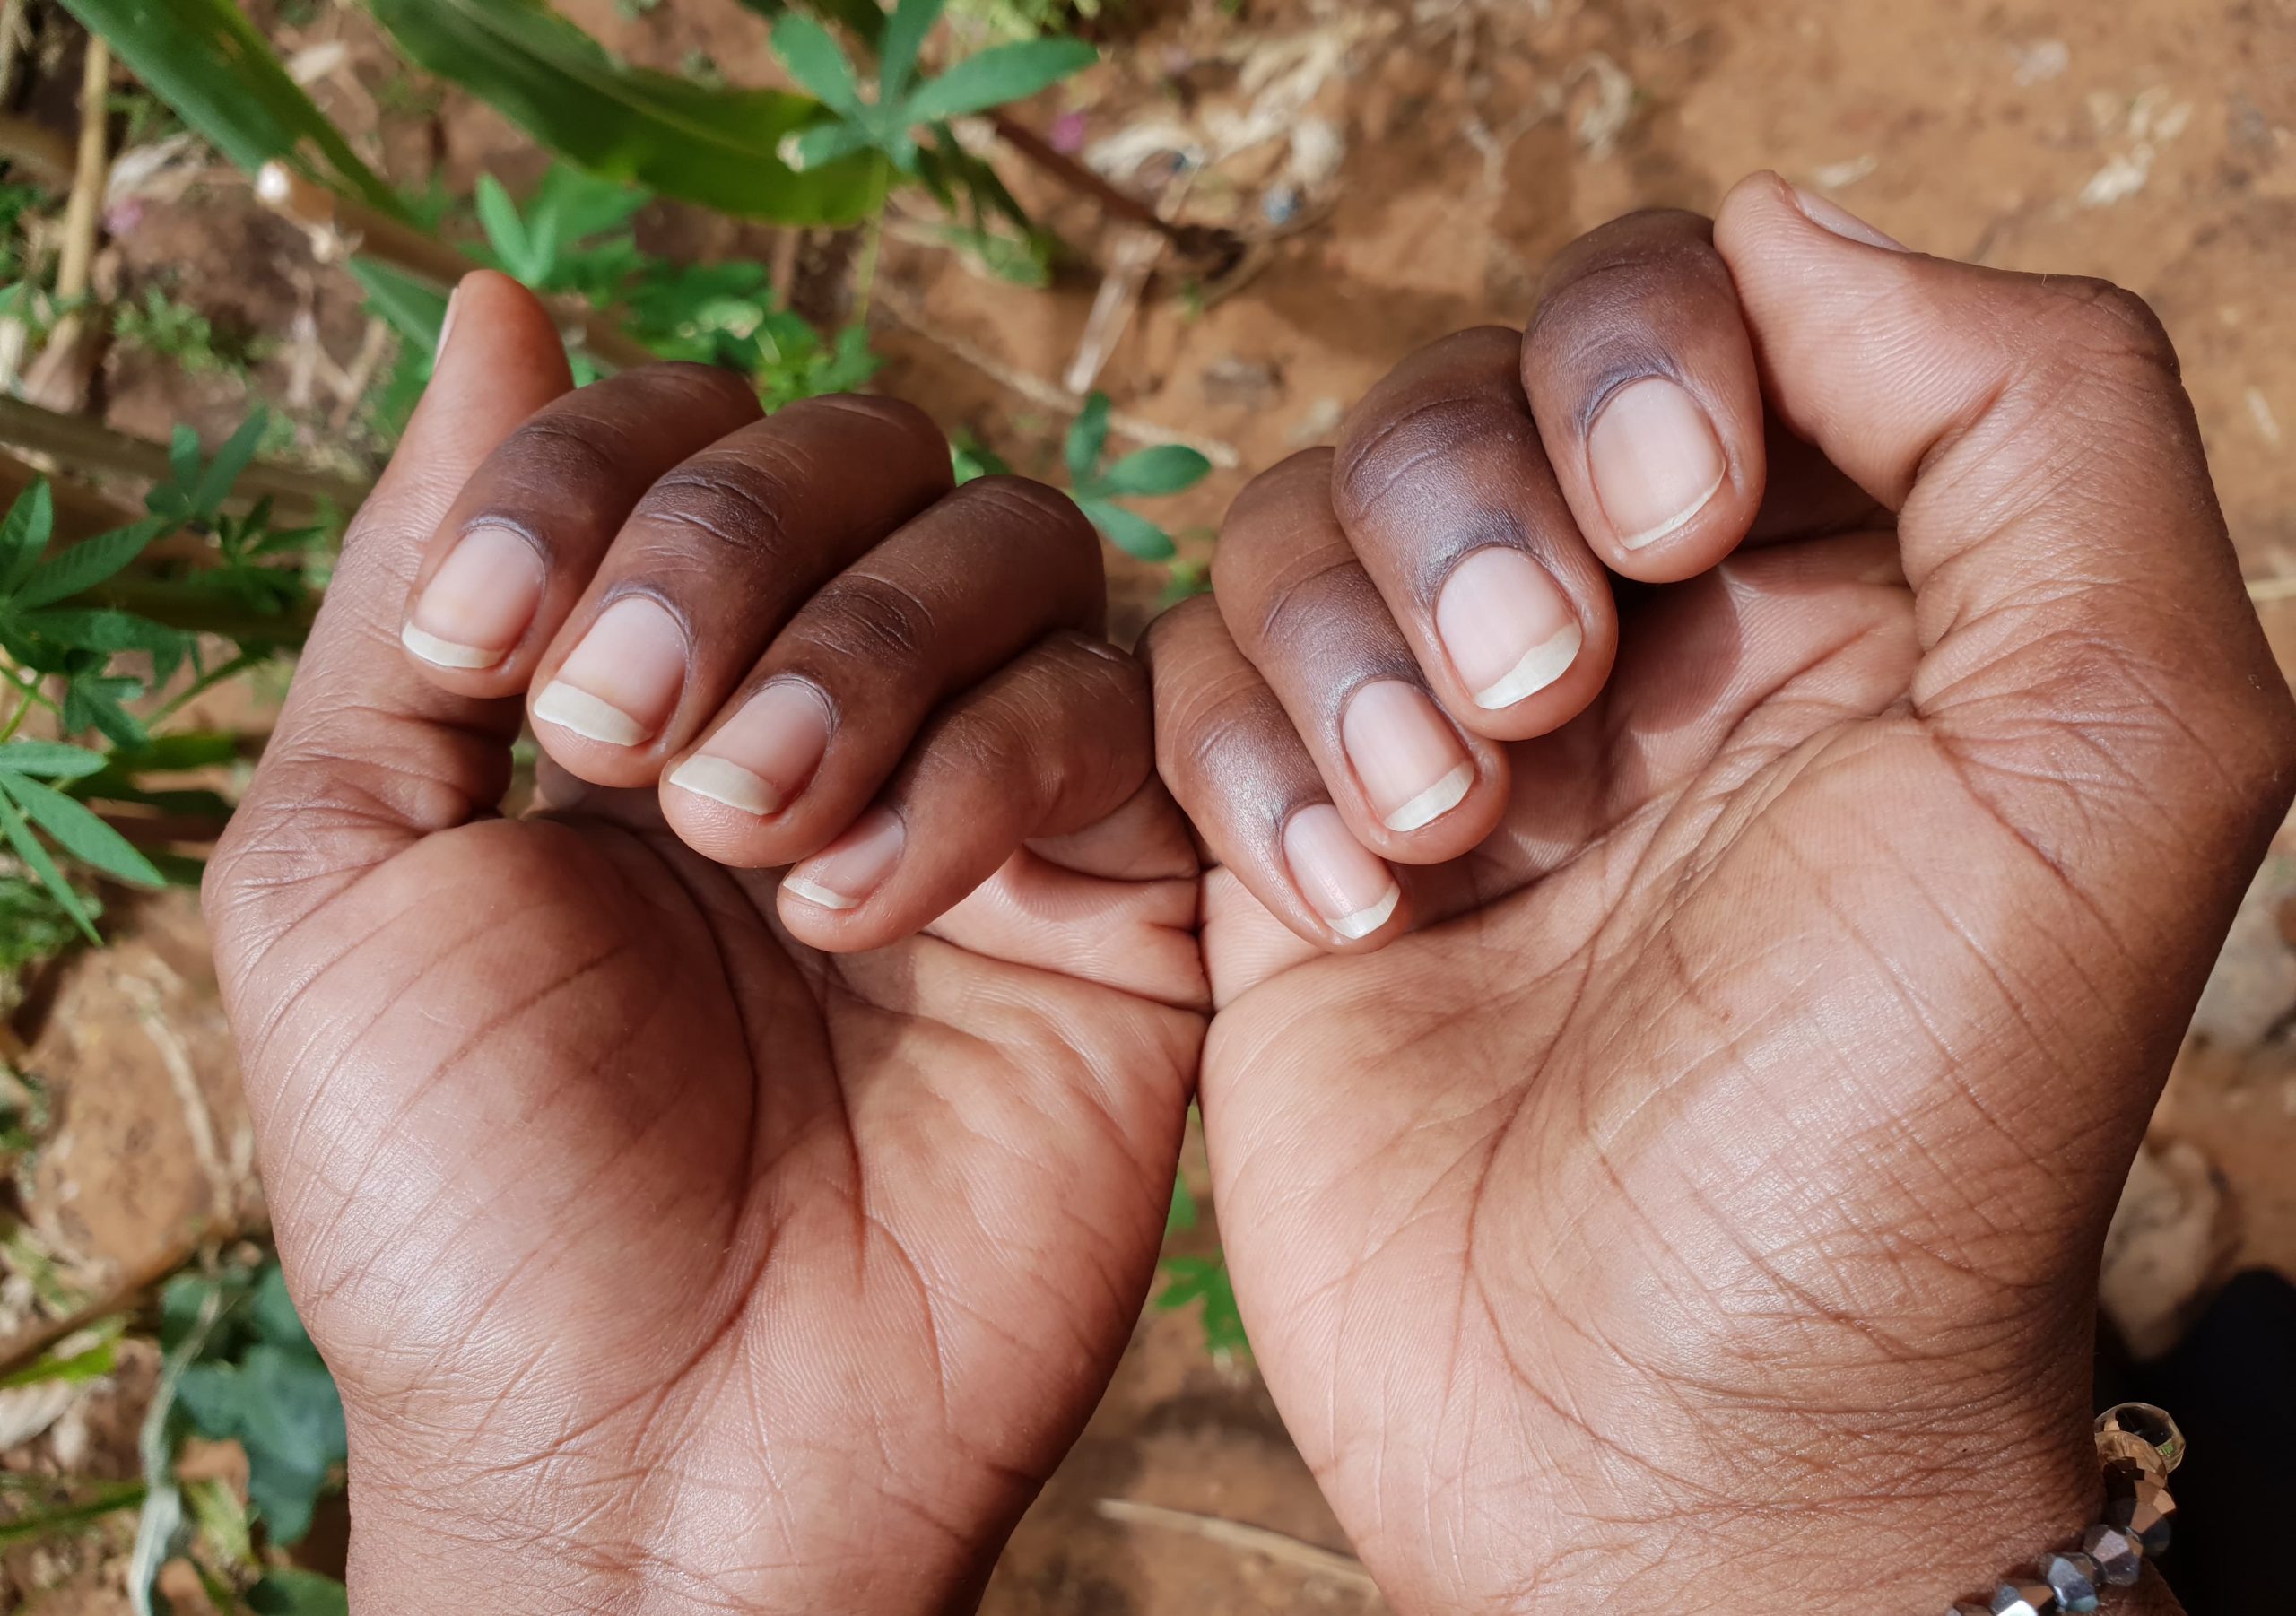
[804,573,938,665]
[2034,278,2181,382]
[1332,391,1526,529]
[786,392,948,458]
[959,474,1102,570]
[635,453,800,563]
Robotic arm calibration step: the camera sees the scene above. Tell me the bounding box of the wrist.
[341,1430,1002,1616]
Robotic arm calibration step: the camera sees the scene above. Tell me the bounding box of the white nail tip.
[782,874,860,912]
[1615,465,1727,551]
[1382,761,1475,833]
[1471,622,1584,708]
[1328,882,1401,941]
[400,623,503,670]
[532,682,650,746]
[668,756,783,816]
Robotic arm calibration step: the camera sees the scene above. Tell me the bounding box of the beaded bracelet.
[1947,1403,2185,1615]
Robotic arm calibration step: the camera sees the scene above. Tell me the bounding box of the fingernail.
[668,682,832,817]
[401,526,544,671]
[434,282,461,362]
[1789,186,1909,252]
[1341,680,1474,832]
[1586,378,1728,552]
[532,595,686,748]
[784,806,903,911]
[1283,804,1400,940]
[1436,547,1582,708]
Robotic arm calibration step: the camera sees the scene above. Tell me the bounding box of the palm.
[222,798,1199,1604]
[1199,523,2215,1606]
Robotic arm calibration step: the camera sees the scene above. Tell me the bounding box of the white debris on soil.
[2101,1140,2229,1360]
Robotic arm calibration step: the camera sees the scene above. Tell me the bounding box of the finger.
[1214,450,1509,858]
[1328,330,1616,739]
[773,633,1154,951]
[208,273,572,949]
[1143,595,1405,950]
[659,476,1102,866]
[396,363,762,689]
[524,395,954,786]
[1712,171,2296,969]
[1521,207,1768,579]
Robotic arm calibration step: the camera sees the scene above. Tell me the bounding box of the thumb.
[1713,172,2295,942]
[205,273,573,963]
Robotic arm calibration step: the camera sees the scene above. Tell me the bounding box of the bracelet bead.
[2079,1525,2144,1587]
[1943,1404,2181,1616]
[2041,1550,2102,1613]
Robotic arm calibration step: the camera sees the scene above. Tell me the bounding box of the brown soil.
[5,0,2296,1610]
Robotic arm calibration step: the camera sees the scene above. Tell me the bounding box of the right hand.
[205,274,1205,1612]
[1147,174,2291,1611]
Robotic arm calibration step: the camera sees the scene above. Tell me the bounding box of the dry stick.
[2247,577,2296,603]
[0,394,371,514]
[0,0,28,109]
[254,161,657,373]
[1092,1498,1382,1593]
[989,112,1240,268]
[872,282,1239,468]
[21,35,109,411]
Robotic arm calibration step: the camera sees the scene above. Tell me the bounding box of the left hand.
[205,273,1206,1612]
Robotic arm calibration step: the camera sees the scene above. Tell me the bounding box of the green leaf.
[770,11,865,117]
[13,517,171,610]
[532,161,649,243]
[877,0,944,103]
[473,173,537,281]
[0,1331,117,1391]
[193,412,269,518]
[1076,497,1176,561]
[1154,1254,1248,1356]
[1100,443,1211,497]
[174,1344,345,1546]
[248,1263,315,1352]
[0,741,108,780]
[785,118,876,172]
[16,608,190,658]
[55,0,396,212]
[0,793,99,943]
[0,774,165,887]
[370,0,883,225]
[348,256,453,355]
[248,1570,349,1616]
[0,480,53,594]
[1065,391,1109,482]
[0,1478,146,1547]
[901,37,1093,124]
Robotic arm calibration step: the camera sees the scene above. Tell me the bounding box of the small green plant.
[952,393,1211,560]
[0,413,328,952]
[1060,393,1211,560]
[130,1258,348,1613]
[112,287,261,376]
[771,0,1093,178]
[1156,1169,1247,1356]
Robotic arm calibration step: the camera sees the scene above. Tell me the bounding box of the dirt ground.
[6,0,2296,1609]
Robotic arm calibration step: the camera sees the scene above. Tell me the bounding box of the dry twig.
[1093,1498,1381,1593]
[874,282,1239,468]
[20,36,110,412]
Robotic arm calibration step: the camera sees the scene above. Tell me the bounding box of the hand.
[204,274,1205,1612]
[1146,176,2292,1611]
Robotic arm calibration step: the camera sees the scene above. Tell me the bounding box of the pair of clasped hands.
[204,175,2289,1612]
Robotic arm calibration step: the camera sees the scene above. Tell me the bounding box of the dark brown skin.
[200,170,2284,1613]
[1146,174,2283,1611]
